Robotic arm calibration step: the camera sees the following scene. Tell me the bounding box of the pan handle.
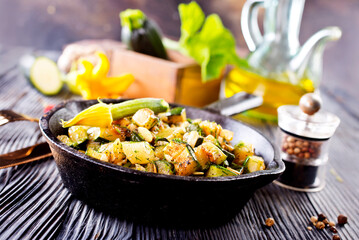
[203,92,263,116]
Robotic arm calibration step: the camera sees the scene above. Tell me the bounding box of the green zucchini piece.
[165,108,186,124]
[155,160,174,175]
[186,123,204,136]
[215,140,235,163]
[130,131,144,142]
[166,107,184,116]
[186,144,200,168]
[19,55,63,95]
[86,147,108,161]
[57,135,74,147]
[87,127,111,143]
[236,156,250,174]
[245,156,265,173]
[205,165,238,177]
[111,98,169,120]
[68,126,89,145]
[120,9,168,59]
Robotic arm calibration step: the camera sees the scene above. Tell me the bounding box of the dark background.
[0,0,358,113]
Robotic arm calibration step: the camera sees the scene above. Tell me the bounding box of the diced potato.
[68,126,90,145]
[195,142,227,165]
[194,146,211,170]
[145,162,157,173]
[127,123,137,131]
[86,147,109,162]
[122,141,156,164]
[245,156,265,173]
[173,147,199,176]
[199,120,218,137]
[132,108,158,129]
[134,164,146,172]
[156,127,177,138]
[155,160,173,175]
[220,129,234,142]
[154,145,166,159]
[98,143,113,159]
[111,139,126,164]
[233,141,254,165]
[163,141,186,162]
[167,108,187,124]
[137,127,154,142]
[112,117,131,127]
[158,112,168,122]
[183,131,200,148]
[86,140,101,151]
[57,135,74,146]
[87,126,126,142]
[167,128,185,140]
[203,135,216,144]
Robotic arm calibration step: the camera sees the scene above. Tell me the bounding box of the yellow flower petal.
[101,73,135,93]
[92,52,110,79]
[78,59,94,80]
[61,102,113,128]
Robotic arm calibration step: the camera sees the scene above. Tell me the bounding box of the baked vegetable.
[120,9,168,59]
[58,99,266,177]
[206,165,238,177]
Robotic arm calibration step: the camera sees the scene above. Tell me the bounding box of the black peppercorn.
[318,213,326,221]
[337,214,347,225]
[332,235,340,240]
[330,226,338,233]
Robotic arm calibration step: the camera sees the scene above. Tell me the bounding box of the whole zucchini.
[120,9,168,59]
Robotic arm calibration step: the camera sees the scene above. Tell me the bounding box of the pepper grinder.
[275,93,340,192]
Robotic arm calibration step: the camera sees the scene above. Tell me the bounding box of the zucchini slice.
[23,56,63,95]
[155,160,173,175]
[205,165,238,177]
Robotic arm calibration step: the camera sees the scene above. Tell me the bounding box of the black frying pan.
[39,96,284,226]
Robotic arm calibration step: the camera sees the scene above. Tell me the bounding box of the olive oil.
[224,67,314,120]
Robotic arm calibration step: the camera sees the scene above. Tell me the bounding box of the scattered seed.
[337,214,348,225]
[315,221,325,230]
[318,213,326,221]
[330,226,338,233]
[323,218,329,225]
[332,235,340,240]
[307,226,312,231]
[310,216,318,224]
[265,218,275,227]
[329,221,336,227]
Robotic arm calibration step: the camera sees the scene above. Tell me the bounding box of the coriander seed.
[265,218,275,227]
[315,221,325,230]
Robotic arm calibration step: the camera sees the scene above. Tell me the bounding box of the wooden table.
[0,46,358,240]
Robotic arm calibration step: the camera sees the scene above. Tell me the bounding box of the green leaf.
[178,2,205,44]
[177,3,248,82]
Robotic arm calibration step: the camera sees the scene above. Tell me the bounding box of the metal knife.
[0,142,52,169]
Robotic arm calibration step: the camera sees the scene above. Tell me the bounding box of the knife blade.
[204,92,263,116]
[0,142,52,169]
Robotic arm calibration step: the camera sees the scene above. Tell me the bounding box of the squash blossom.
[64,52,134,99]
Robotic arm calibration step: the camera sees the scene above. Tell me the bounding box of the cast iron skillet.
[40,99,284,226]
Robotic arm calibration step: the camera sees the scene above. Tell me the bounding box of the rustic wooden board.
[0,47,358,240]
